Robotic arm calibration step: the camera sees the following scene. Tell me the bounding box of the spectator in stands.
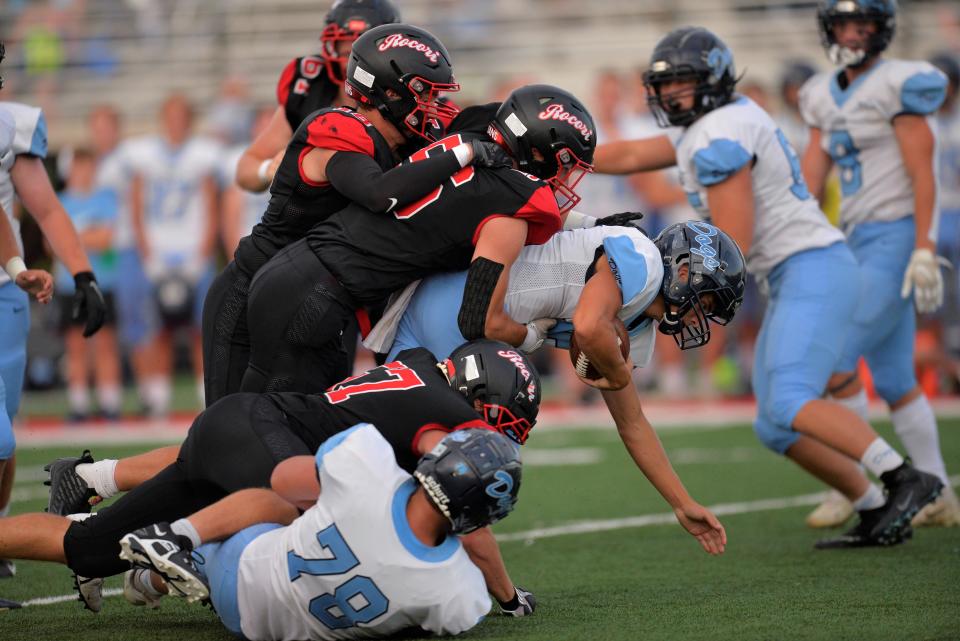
[54,148,121,421]
[128,93,220,415]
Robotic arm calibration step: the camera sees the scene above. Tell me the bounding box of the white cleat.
[805,490,855,529]
[119,523,209,604]
[74,574,104,613]
[912,486,960,527]
[123,569,163,609]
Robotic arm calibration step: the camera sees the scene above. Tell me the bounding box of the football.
[569,317,630,381]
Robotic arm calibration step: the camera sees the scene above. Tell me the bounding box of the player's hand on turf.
[900,248,950,314]
[498,586,537,617]
[71,271,107,337]
[519,318,557,353]
[674,502,726,555]
[15,269,53,304]
[470,140,514,169]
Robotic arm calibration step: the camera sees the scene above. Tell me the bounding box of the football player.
[30,341,539,614]
[202,23,509,404]
[591,27,942,548]
[118,426,522,639]
[239,78,595,397]
[799,0,959,528]
[0,41,106,579]
[367,219,741,555]
[235,0,400,192]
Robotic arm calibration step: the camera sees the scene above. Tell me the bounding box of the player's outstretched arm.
[571,257,633,390]
[800,127,833,204]
[460,527,523,606]
[593,134,677,175]
[601,385,726,555]
[236,106,292,192]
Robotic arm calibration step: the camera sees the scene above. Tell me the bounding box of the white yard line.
[20,589,123,607]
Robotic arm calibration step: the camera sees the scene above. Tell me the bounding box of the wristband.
[452,143,472,169]
[563,210,597,230]
[518,323,541,353]
[257,159,272,183]
[4,256,26,281]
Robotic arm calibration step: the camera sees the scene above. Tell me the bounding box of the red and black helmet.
[344,23,460,142]
[488,84,596,214]
[320,0,401,85]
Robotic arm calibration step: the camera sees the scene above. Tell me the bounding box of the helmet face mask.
[548,148,593,215]
[654,221,746,350]
[817,0,896,68]
[320,0,401,86]
[644,28,738,128]
[345,24,459,143]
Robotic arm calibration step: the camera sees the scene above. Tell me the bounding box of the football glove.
[498,586,537,617]
[900,248,951,314]
[519,318,557,353]
[71,272,107,337]
[470,140,514,169]
[594,211,646,229]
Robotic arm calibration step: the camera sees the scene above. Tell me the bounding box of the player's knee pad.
[458,257,503,340]
[752,414,799,455]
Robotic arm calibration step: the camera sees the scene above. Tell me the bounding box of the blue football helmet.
[414,428,522,534]
[817,0,897,68]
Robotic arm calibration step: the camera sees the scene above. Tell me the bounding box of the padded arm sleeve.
[325,150,463,214]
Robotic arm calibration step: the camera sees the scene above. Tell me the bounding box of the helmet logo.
[538,103,593,141]
[685,221,721,272]
[706,47,733,81]
[497,349,530,380]
[378,33,440,63]
[485,470,515,513]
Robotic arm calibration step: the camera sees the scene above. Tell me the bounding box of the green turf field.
[1,419,958,641]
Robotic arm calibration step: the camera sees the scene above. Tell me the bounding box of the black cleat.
[44,450,98,516]
[873,462,944,541]
[0,597,21,610]
[0,560,15,578]
[815,507,915,549]
[119,523,209,603]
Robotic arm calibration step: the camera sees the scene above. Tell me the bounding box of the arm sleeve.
[8,104,48,158]
[325,149,463,214]
[314,423,397,489]
[692,138,752,186]
[898,68,947,117]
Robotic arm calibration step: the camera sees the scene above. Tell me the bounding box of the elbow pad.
[457,257,504,340]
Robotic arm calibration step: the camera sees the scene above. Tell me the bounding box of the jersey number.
[287,523,389,630]
[774,129,811,200]
[827,129,862,196]
[324,361,426,404]
[394,134,475,219]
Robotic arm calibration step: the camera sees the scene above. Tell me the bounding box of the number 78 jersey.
[235,424,490,641]
[799,60,947,230]
[672,96,843,280]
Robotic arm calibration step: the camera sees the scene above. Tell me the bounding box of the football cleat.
[911,486,960,527]
[123,569,162,609]
[814,507,914,549]
[498,586,537,617]
[0,598,21,610]
[873,462,944,540]
[805,490,855,529]
[0,560,15,578]
[119,523,209,603]
[44,449,99,516]
[74,573,104,613]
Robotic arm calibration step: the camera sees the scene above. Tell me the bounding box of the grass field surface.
[1,419,957,641]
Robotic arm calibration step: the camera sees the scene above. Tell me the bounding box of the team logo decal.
[706,46,733,81]
[497,350,531,380]
[485,470,515,513]
[378,34,440,63]
[686,221,721,272]
[538,103,593,141]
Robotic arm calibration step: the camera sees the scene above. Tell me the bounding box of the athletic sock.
[0,504,9,518]
[860,437,905,478]
[170,518,202,550]
[135,568,164,597]
[891,395,949,486]
[852,484,885,511]
[96,385,122,416]
[68,385,90,416]
[75,459,119,499]
[831,388,868,421]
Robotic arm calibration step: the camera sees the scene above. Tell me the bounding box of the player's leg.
[114,247,155,412]
[200,261,252,405]
[62,304,91,421]
[0,513,73,562]
[91,296,122,419]
[242,239,352,395]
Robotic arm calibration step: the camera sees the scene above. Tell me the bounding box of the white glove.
[900,248,951,314]
[518,318,557,353]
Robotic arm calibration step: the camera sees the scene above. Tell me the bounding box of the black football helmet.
[643,27,738,128]
[445,340,540,445]
[817,0,896,68]
[930,52,960,92]
[653,221,746,350]
[414,428,522,535]
[320,0,400,85]
[780,60,818,98]
[488,84,596,214]
[344,23,459,142]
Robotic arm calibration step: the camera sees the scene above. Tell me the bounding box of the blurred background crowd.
[1,0,959,420]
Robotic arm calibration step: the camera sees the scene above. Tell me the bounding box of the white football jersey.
[124,135,221,263]
[673,96,844,279]
[0,102,48,286]
[95,140,140,250]
[236,424,490,641]
[936,106,960,213]
[800,60,948,234]
[505,225,664,368]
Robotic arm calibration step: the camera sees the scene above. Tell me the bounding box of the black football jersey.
[234,107,395,277]
[266,347,489,472]
[276,56,341,130]
[307,132,562,305]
